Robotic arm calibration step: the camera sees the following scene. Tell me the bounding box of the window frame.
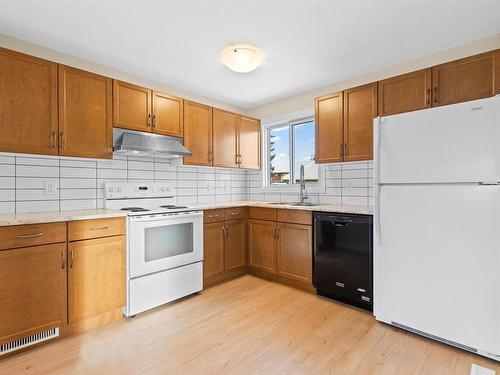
[262,117,324,193]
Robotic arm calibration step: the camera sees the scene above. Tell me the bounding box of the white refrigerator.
[373,95,500,361]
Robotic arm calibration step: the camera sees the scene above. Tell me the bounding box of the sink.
[289,202,317,206]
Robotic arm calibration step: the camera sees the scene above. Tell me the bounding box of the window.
[268,119,318,185]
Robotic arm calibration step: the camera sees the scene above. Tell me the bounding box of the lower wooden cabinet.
[0,243,67,345]
[203,222,225,284]
[203,209,247,287]
[248,219,277,274]
[68,235,125,324]
[277,223,312,284]
[248,210,313,291]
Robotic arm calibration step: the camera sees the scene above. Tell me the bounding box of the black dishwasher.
[313,212,373,311]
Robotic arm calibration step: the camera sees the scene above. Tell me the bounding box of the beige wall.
[0,33,244,114]
[247,33,500,120]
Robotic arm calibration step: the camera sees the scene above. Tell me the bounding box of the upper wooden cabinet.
[315,92,343,163]
[378,68,432,116]
[213,108,238,168]
[0,48,58,155]
[343,83,378,162]
[495,49,500,95]
[59,65,113,159]
[432,52,494,107]
[0,243,67,345]
[183,100,213,166]
[152,91,184,137]
[113,81,152,132]
[238,116,261,169]
[113,80,183,137]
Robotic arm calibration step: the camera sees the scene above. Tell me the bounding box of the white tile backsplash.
[0,153,251,214]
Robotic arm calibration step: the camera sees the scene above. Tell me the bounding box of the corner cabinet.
[0,48,58,155]
[238,116,261,169]
[59,65,113,159]
[315,92,344,163]
[495,49,500,95]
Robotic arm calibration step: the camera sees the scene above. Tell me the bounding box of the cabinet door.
[152,91,183,137]
[225,219,247,277]
[378,68,432,116]
[58,65,112,159]
[113,80,152,132]
[68,236,125,324]
[248,219,277,274]
[315,92,343,163]
[0,243,66,344]
[0,48,58,155]
[203,222,225,284]
[343,83,377,162]
[277,223,312,284]
[495,49,500,95]
[183,100,213,166]
[238,116,261,169]
[212,108,238,168]
[432,52,494,107]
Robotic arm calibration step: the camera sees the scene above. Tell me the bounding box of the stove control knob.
[117,187,122,193]
[160,187,165,192]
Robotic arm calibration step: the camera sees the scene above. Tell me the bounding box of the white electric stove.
[105,182,203,317]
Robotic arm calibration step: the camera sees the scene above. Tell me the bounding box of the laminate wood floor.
[0,275,498,375]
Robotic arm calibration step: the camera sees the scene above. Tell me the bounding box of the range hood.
[113,128,192,159]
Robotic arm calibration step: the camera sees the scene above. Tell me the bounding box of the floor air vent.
[0,328,59,355]
[391,321,478,353]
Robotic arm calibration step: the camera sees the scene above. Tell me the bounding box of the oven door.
[129,211,203,278]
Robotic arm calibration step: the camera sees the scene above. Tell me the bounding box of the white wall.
[247,33,500,120]
[0,33,244,114]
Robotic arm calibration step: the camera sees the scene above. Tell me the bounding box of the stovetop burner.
[159,205,188,209]
[120,207,150,212]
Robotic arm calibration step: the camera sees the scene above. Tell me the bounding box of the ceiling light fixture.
[220,44,264,73]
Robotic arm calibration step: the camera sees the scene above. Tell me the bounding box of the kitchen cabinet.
[277,223,312,284]
[343,83,378,161]
[315,92,343,163]
[67,235,125,324]
[213,108,239,168]
[225,219,247,277]
[203,222,225,284]
[113,80,152,132]
[248,209,313,290]
[0,48,58,155]
[203,208,248,286]
[495,49,500,95]
[378,68,432,116]
[0,242,66,346]
[59,65,113,159]
[248,219,277,274]
[238,116,261,169]
[432,52,494,107]
[184,100,213,166]
[114,80,183,137]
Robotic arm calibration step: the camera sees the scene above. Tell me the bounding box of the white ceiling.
[1,1,500,109]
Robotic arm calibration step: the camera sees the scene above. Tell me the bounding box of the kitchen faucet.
[299,164,308,204]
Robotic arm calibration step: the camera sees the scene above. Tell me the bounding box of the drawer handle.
[89,226,109,231]
[17,233,43,238]
[207,215,219,218]
[230,212,240,215]
[70,250,74,269]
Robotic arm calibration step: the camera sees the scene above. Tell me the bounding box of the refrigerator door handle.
[374,117,382,245]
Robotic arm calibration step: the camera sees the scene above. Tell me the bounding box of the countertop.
[0,209,128,227]
[193,201,373,215]
[0,202,371,227]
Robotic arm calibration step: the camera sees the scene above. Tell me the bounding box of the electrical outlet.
[44,182,57,197]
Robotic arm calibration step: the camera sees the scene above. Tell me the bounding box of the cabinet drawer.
[0,222,67,250]
[248,207,277,221]
[224,207,248,221]
[278,209,311,225]
[204,209,225,223]
[68,217,125,241]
